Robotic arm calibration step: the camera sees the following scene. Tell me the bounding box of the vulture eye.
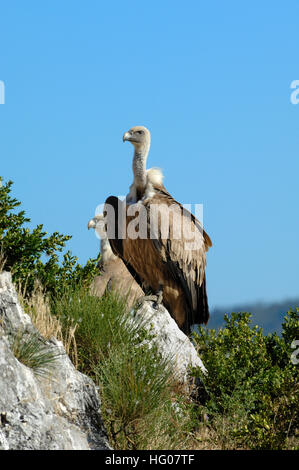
[137,130,144,135]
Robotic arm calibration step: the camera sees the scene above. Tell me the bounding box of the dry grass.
[18,280,78,368]
[191,417,250,450]
[23,282,62,339]
[0,249,6,273]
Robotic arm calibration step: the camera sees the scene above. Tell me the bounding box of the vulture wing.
[143,185,211,329]
[153,184,212,252]
[105,191,211,333]
[104,196,145,291]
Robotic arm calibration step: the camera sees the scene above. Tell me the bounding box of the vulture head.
[123,126,151,155]
[88,214,106,234]
[88,214,108,243]
[88,214,117,263]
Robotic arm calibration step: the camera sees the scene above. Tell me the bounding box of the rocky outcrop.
[0,272,111,450]
[130,301,207,384]
[0,271,207,450]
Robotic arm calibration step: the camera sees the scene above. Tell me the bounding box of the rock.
[0,272,111,450]
[0,270,207,450]
[0,271,32,331]
[130,301,207,385]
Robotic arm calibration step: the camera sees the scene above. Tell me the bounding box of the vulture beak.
[123,131,132,142]
[88,219,96,230]
[88,215,104,230]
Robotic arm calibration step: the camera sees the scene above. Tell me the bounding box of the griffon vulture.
[88,214,144,307]
[104,126,212,334]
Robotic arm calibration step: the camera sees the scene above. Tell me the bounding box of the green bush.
[51,286,132,373]
[193,309,299,449]
[0,177,99,296]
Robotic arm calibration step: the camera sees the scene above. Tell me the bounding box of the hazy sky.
[1,1,298,309]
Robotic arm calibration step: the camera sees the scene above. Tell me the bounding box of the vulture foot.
[137,288,163,310]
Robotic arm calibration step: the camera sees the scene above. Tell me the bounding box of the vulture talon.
[137,294,159,307]
[136,288,163,310]
[153,288,163,309]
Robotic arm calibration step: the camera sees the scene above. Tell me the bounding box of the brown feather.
[91,257,144,308]
[105,192,211,334]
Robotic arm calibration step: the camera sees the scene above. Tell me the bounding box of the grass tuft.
[9,329,61,376]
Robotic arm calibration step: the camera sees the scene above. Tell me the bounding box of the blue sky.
[0,1,298,309]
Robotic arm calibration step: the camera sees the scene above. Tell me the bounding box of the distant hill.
[207,298,299,335]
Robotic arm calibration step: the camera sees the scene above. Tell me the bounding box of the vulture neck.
[132,148,149,192]
[101,238,117,264]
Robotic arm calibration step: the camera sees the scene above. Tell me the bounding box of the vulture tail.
[196,274,209,326]
[182,273,210,334]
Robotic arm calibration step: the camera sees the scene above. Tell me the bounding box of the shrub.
[0,177,100,297]
[193,309,299,449]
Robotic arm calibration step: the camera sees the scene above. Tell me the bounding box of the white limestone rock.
[0,272,111,450]
[130,301,207,384]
